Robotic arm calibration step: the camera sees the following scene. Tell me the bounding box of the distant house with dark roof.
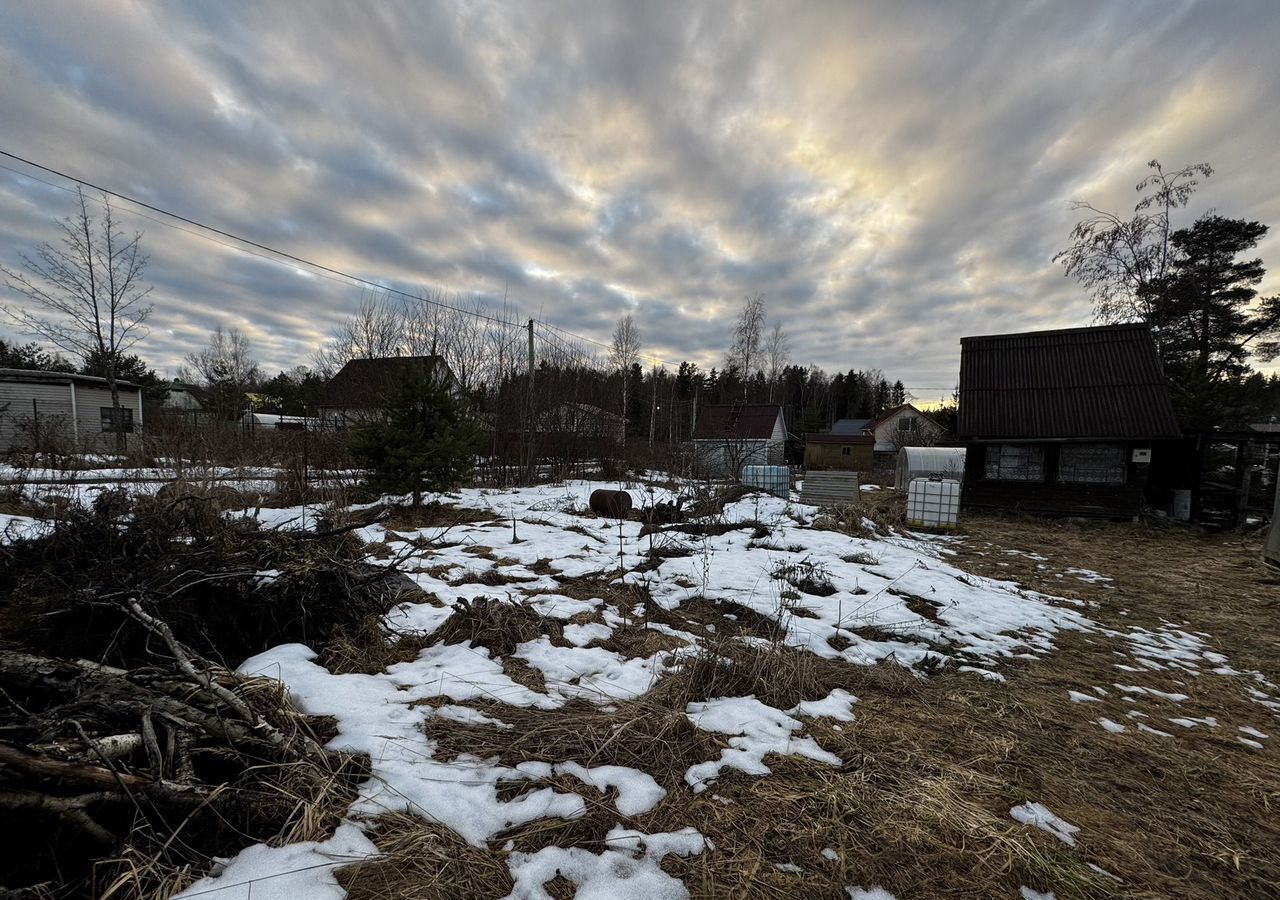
[691,403,786,478]
[957,323,1181,518]
[316,356,454,427]
[0,368,144,453]
[539,402,627,445]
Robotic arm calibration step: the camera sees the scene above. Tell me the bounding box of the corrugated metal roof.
[692,404,783,440]
[957,324,1180,440]
[0,368,140,390]
[830,418,871,435]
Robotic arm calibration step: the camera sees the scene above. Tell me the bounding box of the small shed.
[957,323,1181,518]
[0,368,144,454]
[804,431,874,471]
[691,404,786,479]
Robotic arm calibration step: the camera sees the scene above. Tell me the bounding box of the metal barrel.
[589,488,633,518]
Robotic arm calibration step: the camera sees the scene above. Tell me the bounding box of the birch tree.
[1055,160,1212,336]
[610,314,641,420]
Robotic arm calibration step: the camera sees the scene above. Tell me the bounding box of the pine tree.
[1156,215,1280,428]
[349,371,480,506]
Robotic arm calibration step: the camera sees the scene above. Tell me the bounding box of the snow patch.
[685,696,841,792]
[1010,801,1078,847]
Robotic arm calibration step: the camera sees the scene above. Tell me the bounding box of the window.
[101,407,134,434]
[984,444,1044,481]
[899,416,918,433]
[841,446,852,456]
[1058,444,1126,485]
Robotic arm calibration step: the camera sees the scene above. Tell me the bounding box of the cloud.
[1,0,1278,392]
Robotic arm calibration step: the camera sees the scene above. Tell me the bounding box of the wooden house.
[865,404,947,467]
[804,418,874,471]
[957,324,1181,518]
[316,356,454,428]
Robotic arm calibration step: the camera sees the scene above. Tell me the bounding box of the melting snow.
[505,827,705,900]
[1009,801,1079,847]
[172,823,378,899]
[846,887,898,900]
[685,695,842,792]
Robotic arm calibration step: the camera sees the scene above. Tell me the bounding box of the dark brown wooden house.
[957,324,1181,518]
[316,356,453,427]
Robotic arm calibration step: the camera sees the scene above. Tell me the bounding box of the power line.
[0,148,954,385]
[538,317,683,370]
[0,148,523,330]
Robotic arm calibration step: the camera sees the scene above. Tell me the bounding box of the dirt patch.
[890,588,945,623]
[675,597,786,642]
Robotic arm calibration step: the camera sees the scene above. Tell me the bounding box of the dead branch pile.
[0,493,413,898]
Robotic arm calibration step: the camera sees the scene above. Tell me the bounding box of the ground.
[7,474,1276,899]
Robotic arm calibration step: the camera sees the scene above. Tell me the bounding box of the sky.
[1,0,1279,400]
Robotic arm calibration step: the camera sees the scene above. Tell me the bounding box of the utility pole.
[526,319,535,478]
[649,367,657,449]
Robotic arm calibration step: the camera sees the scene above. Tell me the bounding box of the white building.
[865,403,947,466]
[0,368,144,454]
[690,404,787,478]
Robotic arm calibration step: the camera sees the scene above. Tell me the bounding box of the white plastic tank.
[896,447,966,489]
[742,465,789,499]
[906,477,961,529]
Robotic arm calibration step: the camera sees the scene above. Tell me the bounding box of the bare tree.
[1,188,153,452]
[1055,160,1212,336]
[443,295,491,394]
[725,294,767,392]
[610,314,642,417]
[181,326,261,421]
[765,321,789,400]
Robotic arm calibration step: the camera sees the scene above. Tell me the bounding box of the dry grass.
[379,502,501,531]
[338,813,510,900]
[431,595,567,656]
[334,512,1280,898]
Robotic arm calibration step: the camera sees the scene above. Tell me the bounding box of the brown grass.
[339,512,1280,898]
[431,595,567,656]
[380,502,501,531]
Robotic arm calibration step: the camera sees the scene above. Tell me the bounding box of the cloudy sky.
[2,0,1279,398]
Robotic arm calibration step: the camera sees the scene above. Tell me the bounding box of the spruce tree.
[349,371,480,506]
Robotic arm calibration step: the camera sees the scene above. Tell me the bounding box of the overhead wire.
[2,148,952,391]
[0,148,523,330]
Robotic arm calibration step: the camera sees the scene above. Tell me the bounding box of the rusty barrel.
[589,489,633,519]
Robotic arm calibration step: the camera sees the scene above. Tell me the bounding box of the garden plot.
[170,486,1141,900]
[173,481,1278,900]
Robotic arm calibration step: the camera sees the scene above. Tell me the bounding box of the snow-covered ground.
[109,479,1270,899]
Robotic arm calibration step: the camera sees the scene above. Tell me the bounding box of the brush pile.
[0,491,410,898]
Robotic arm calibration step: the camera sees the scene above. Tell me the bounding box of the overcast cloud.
[2,0,1279,397]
